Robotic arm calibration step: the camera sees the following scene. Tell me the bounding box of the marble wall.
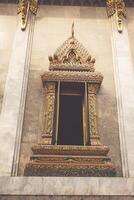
[127,7,134,68]
[18,5,122,176]
[0,3,17,112]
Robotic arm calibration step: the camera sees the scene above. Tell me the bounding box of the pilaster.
[110,15,134,177]
[0,13,35,176]
[42,82,56,145]
[87,83,102,146]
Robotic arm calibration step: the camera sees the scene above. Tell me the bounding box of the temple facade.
[0,0,134,199]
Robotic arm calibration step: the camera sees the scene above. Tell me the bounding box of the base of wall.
[0,177,134,195]
[0,196,133,200]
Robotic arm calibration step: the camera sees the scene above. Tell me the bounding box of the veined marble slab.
[0,177,134,195]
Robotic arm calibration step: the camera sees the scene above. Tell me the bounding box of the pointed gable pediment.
[49,36,96,72]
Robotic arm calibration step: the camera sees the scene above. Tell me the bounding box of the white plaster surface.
[111,16,134,177]
[0,177,134,195]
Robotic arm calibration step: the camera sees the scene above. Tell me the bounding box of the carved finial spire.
[72,22,74,38]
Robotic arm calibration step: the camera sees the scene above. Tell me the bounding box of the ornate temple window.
[25,26,116,177]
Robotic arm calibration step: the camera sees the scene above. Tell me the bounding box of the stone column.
[87,83,102,146]
[110,15,134,177]
[0,14,35,176]
[42,82,56,145]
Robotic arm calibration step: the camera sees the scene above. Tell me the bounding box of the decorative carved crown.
[49,24,96,72]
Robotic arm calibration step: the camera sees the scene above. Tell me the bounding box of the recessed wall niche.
[18,5,122,177]
[24,26,117,176]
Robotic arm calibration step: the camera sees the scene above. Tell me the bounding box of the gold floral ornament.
[18,0,38,31]
[49,23,96,72]
[106,0,126,33]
